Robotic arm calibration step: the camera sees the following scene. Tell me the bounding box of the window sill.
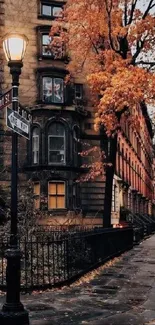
[38,55,69,63]
[38,14,57,20]
[48,209,67,212]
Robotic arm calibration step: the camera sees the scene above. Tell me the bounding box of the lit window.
[34,182,40,209]
[48,181,65,209]
[48,123,65,164]
[32,127,39,164]
[43,77,64,104]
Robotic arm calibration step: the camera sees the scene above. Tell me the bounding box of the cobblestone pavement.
[1,235,155,324]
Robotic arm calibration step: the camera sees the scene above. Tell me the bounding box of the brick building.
[0,0,154,227]
[112,104,154,225]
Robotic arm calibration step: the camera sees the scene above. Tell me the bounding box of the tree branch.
[135,60,155,67]
[104,0,118,52]
[128,0,138,25]
[131,31,149,65]
[124,0,128,26]
[143,0,155,19]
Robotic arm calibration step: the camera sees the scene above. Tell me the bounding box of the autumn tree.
[51,0,155,227]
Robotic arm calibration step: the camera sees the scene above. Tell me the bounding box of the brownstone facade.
[0,0,154,227]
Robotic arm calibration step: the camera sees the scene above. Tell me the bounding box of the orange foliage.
[51,0,155,134]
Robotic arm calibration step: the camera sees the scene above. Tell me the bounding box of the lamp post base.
[0,308,29,325]
[0,247,29,325]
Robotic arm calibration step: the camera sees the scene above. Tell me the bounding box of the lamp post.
[0,34,29,325]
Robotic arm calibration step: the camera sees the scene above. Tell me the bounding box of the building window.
[74,84,83,100]
[48,181,65,209]
[33,182,40,209]
[48,123,65,164]
[43,77,64,104]
[41,34,64,59]
[41,2,63,18]
[32,127,39,164]
[42,34,52,56]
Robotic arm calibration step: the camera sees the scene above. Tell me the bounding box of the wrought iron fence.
[0,227,133,292]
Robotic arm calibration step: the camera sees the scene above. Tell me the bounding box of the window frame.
[48,122,66,165]
[39,1,65,20]
[37,26,65,60]
[74,84,83,100]
[48,180,66,210]
[32,127,40,165]
[38,67,68,106]
[42,76,64,105]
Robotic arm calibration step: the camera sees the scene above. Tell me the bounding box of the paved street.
[1,235,155,324]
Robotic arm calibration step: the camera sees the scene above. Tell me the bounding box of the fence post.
[66,239,70,281]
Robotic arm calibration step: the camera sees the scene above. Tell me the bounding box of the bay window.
[48,123,66,164]
[43,77,64,104]
[32,127,39,164]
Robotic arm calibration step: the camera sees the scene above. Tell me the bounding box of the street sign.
[6,107,30,140]
[0,89,12,109]
[18,103,32,123]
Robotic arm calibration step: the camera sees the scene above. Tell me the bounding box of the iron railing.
[0,227,133,291]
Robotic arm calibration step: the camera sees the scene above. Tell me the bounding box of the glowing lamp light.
[3,33,28,62]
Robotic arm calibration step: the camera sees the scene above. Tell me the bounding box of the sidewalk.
[1,235,155,325]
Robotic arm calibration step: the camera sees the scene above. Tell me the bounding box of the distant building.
[0,0,154,228]
[112,103,154,225]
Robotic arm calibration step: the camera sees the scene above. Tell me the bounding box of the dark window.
[74,84,83,100]
[84,123,91,130]
[43,77,64,104]
[32,127,39,164]
[48,123,66,164]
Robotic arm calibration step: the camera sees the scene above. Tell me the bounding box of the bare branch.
[143,0,155,19]
[104,0,120,53]
[135,61,155,67]
[131,32,149,65]
[124,0,128,26]
[128,0,138,25]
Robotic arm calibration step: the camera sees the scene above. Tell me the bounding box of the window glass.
[57,196,65,208]
[42,35,52,56]
[41,4,63,18]
[53,6,63,17]
[43,77,64,103]
[54,78,64,103]
[41,32,63,59]
[48,181,65,209]
[48,123,65,164]
[42,4,52,16]
[32,127,39,164]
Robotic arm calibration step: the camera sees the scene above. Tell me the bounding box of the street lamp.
[0,33,29,324]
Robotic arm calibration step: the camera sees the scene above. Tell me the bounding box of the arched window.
[32,127,39,164]
[48,123,66,164]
